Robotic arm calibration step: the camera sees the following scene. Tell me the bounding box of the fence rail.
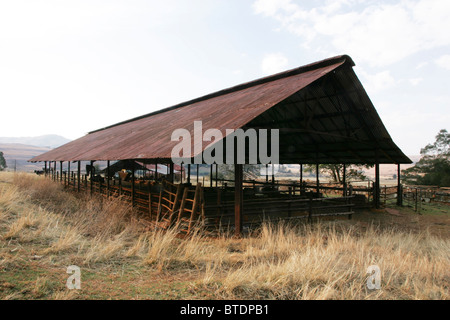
[51,173,357,229]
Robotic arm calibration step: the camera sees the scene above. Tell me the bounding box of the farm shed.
[30,55,412,236]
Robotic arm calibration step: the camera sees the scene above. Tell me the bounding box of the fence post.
[415,188,418,212]
[396,164,402,206]
[149,190,152,218]
[348,194,353,220]
[396,184,403,207]
[308,195,313,224]
[77,161,81,193]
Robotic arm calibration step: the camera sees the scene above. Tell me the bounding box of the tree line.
[402,129,450,187]
[0,151,6,171]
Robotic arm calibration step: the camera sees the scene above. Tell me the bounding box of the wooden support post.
[59,161,63,183]
[155,163,158,181]
[106,160,110,197]
[271,164,275,186]
[149,189,153,218]
[77,161,81,192]
[396,164,403,206]
[210,164,213,188]
[90,160,94,195]
[53,161,56,181]
[316,163,320,195]
[44,161,47,178]
[131,161,135,207]
[415,188,418,212]
[266,164,269,183]
[299,164,303,185]
[196,164,199,184]
[187,164,191,184]
[215,164,218,188]
[180,164,183,184]
[169,163,174,184]
[374,163,380,209]
[343,164,347,197]
[67,161,71,188]
[234,163,243,237]
[99,168,102,195]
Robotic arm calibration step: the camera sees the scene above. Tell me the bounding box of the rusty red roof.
[30,55,411,164]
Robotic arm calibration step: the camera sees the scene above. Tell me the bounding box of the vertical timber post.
[44,161,47,178]
[131,161,135,207]
[90,160,94,195]
[271,164,275,186]
[196,164,199,184]
[60,161,63,183]
[106,160,110,197]
[169,162,174,184]
[68,161,71,189]
[234,163,243,237]
[343,164,347,197]
[77,161,81,192]
[397,164,403,206]
[215,164,218,188]
[210,164,213,188]
[187,164,191,184]
[375,163,380,209]
[316,163,320,195]
[299,163,303,184]
[180,164,183,184]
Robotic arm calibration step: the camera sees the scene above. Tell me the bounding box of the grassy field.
[0,172,449,300]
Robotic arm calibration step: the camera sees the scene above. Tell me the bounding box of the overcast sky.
[1,0,449,155]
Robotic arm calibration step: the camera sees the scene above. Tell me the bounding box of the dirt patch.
[349,207,450,239]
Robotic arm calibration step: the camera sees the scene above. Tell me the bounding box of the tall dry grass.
[0,172,449,300]
[199,223,450,300]
[0,172,142,265]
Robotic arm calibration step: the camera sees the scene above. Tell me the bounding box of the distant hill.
[0,143,52,172]
[0,134,71,149]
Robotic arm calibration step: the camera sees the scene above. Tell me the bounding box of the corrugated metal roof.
[30,55,411,164]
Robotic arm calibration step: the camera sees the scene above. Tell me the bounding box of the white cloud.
[252,0,298,17]
[261,53,289,75]
[415,61,429,69]
[252,0,450,68]
[358,69,396,93]
[435,55,450,70]
[409,78,423,86]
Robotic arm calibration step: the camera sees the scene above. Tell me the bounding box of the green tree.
[402,129,450,187]
[218,164,263,181]
[0,151,7,171]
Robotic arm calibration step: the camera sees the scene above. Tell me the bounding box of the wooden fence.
[50,173,357,230]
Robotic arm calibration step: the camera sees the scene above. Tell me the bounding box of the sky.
[1,0,449,156]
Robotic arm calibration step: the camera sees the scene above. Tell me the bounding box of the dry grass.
[0,171,448,300]
[199,223,449,299]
